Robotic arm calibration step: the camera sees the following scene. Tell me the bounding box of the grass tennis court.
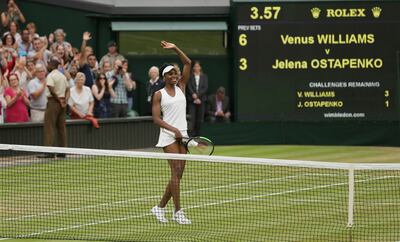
[1,145,400,241]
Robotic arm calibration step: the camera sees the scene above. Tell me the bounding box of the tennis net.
[0,144,399,241]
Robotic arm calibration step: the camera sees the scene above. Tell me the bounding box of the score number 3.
[250,6,281,20]
[239,58,247,71]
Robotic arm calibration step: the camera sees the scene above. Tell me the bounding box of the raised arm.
[160,41,191,90]
[13,2,25,23]
[1,12,9,27]
[79,32,91,66]
[122,70,133,90]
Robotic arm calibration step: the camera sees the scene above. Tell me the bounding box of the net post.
[347,168,355,228]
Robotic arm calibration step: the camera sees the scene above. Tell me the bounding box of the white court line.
[4,174,305,221]
[15,175,396,238]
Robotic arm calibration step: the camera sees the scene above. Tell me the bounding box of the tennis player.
[151,41,192,224]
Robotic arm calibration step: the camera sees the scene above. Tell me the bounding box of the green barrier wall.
[202,121,400,146]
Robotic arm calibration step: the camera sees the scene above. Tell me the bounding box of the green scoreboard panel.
[232,1,400,121]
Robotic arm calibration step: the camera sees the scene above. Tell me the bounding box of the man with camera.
[105,59,133,117]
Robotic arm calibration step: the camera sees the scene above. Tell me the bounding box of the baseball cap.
[107,41,117,48]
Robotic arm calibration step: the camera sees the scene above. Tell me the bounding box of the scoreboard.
[232,1,400,121]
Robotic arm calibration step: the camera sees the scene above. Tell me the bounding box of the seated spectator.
[68,72,99,128]
[49,28,72,55]
[26,22,39,41]
[122,60,136,112]
[12,57,32,90]
[106,59,133,117]
[17,28,33,57]
[4,73,29,123]
[30,36,51,66]
[146,66,163,115]
[27,63,47,122]
[206,86,231,123]
[92,73,115,118]
[1,0,25,28]
[99,41,125,68]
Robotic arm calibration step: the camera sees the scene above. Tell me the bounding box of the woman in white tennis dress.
[151,41,192,225]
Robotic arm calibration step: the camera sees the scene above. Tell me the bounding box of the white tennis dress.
[156,85,188,147]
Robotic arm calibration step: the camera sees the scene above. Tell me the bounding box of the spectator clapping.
[4,73,29,123]
[92,73,115,118]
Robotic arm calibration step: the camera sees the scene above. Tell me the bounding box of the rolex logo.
[371,7,382,18]
[311,7,321,19]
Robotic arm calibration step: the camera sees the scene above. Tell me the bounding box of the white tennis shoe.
[172,210,191,224]
[151,206,168,223]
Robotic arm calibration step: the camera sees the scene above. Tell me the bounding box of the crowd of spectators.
[0,0,231,133]
[0,0,137,125]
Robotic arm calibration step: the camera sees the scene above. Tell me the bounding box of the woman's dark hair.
[95,73,109,93]
[8,73,19,84]
[192,60,202,73]
[159,63,173,79]
[2,33,15,45]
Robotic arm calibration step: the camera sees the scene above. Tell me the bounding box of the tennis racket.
[162,129,214,155]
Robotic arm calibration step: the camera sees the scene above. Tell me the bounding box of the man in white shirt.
[27,63,47,122]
